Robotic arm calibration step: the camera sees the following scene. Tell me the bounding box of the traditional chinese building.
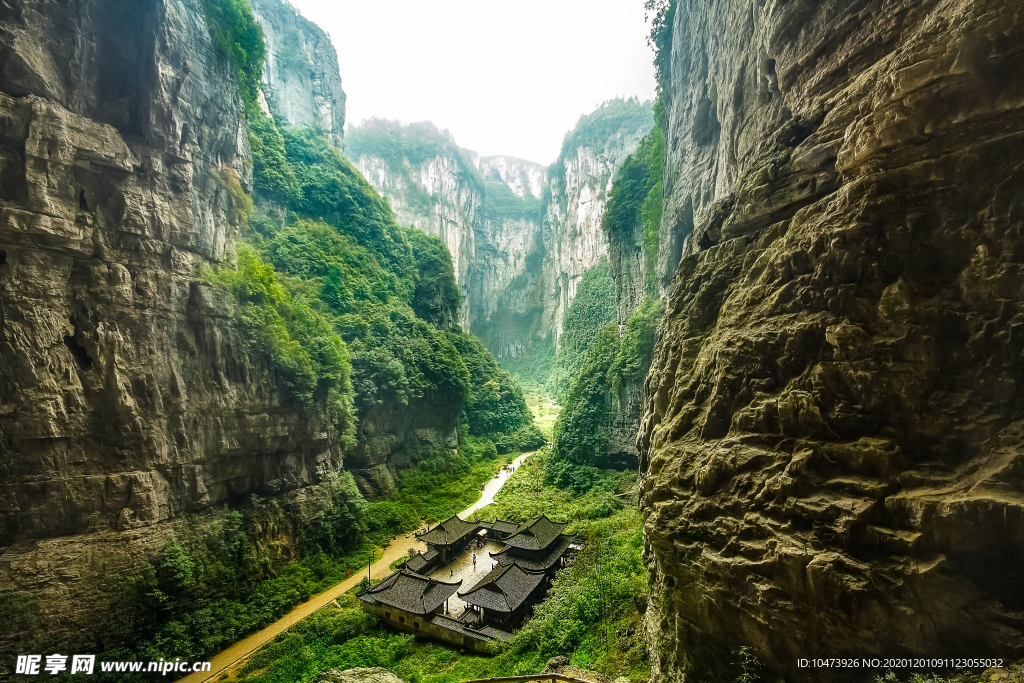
[357,568,461,627]
[362,513,576,650]
[457,562,548,629]
[358,568,510,651]
[486,519,519,540]
[414,514,477,564]
[488,514,575,576]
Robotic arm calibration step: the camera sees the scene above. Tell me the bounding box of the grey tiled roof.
[405,547,439,573]
[502,515,568,551]
[405,554,429,573]
[457,562,546,613]
[490,519,519,534]
[492,533,574,571]
[478,625,514,642]
[358,568,461,615]
[416,514,476,546]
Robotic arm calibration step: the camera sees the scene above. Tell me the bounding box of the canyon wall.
[347,104,652,360]
[640,0,1024,681]
[0,0,344,652]
[541,117,651,345]
[349,123,489,330]
[252,0,346,149]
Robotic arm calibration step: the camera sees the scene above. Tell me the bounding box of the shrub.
[199,0,266,108]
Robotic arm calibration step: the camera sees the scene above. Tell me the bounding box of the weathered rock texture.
[0,0,342,651]
[252,0,345,148]
[640,0,1024,681]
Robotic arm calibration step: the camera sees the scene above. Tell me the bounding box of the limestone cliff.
[252,0,346,148]
[0,0,342,651]
[640,0,1024,680]
[542,101,653,345]
[347,103,652,360]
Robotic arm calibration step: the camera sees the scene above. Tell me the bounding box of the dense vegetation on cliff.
[546,110,667,478]
[550,296,661,480]
[550,259,618,398]
[602,115,666,288]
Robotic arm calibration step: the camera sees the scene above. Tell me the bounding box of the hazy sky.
[287,0,657,165]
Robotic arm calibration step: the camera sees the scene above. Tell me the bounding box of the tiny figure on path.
[450,569,453,577]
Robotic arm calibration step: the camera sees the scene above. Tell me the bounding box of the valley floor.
[178,453,537,683]
[226,451,649,683]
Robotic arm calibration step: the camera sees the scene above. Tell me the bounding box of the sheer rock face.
[352,124,648,360]
[353,136,545,340]
[252,0,346,149]
[640,0,1024,680]
[0,0,342,649]
[542,139,647,346]
[478,155,547,200]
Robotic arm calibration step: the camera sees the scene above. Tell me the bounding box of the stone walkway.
[428,540,507,616]
[460,449,534,518]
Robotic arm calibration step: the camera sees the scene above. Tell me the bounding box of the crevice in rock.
[79,189,90,212]
[693,98,721,146]
[64,318,94,370]
[0,249,7,266]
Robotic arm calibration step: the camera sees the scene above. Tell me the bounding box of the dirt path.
[460,450,534,518]
[177,451,535,683]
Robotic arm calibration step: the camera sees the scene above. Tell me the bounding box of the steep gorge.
[346,101,653,360]
[639,0,1024,680]
[0,0,533,661]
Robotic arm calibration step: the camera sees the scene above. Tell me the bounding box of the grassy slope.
[522,382,559,441]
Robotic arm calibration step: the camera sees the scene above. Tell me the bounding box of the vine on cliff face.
[200,0,266,109]
[645,0,678,88]
[549,296,662,479]
[551,259,618,399]
[603,114,666,291]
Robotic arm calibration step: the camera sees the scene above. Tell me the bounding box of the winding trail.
[176,451,535,683]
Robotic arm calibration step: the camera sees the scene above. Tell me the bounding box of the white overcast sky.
[287,0,657,165]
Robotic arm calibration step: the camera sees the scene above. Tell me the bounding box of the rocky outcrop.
[0,0,343,649]
[252,0,346,148]
[640,0,1024,681]
[318,668,405,683]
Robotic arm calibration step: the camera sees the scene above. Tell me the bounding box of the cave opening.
[79,190,90,212]
[0,249,6,266]
[64,320,94,370]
